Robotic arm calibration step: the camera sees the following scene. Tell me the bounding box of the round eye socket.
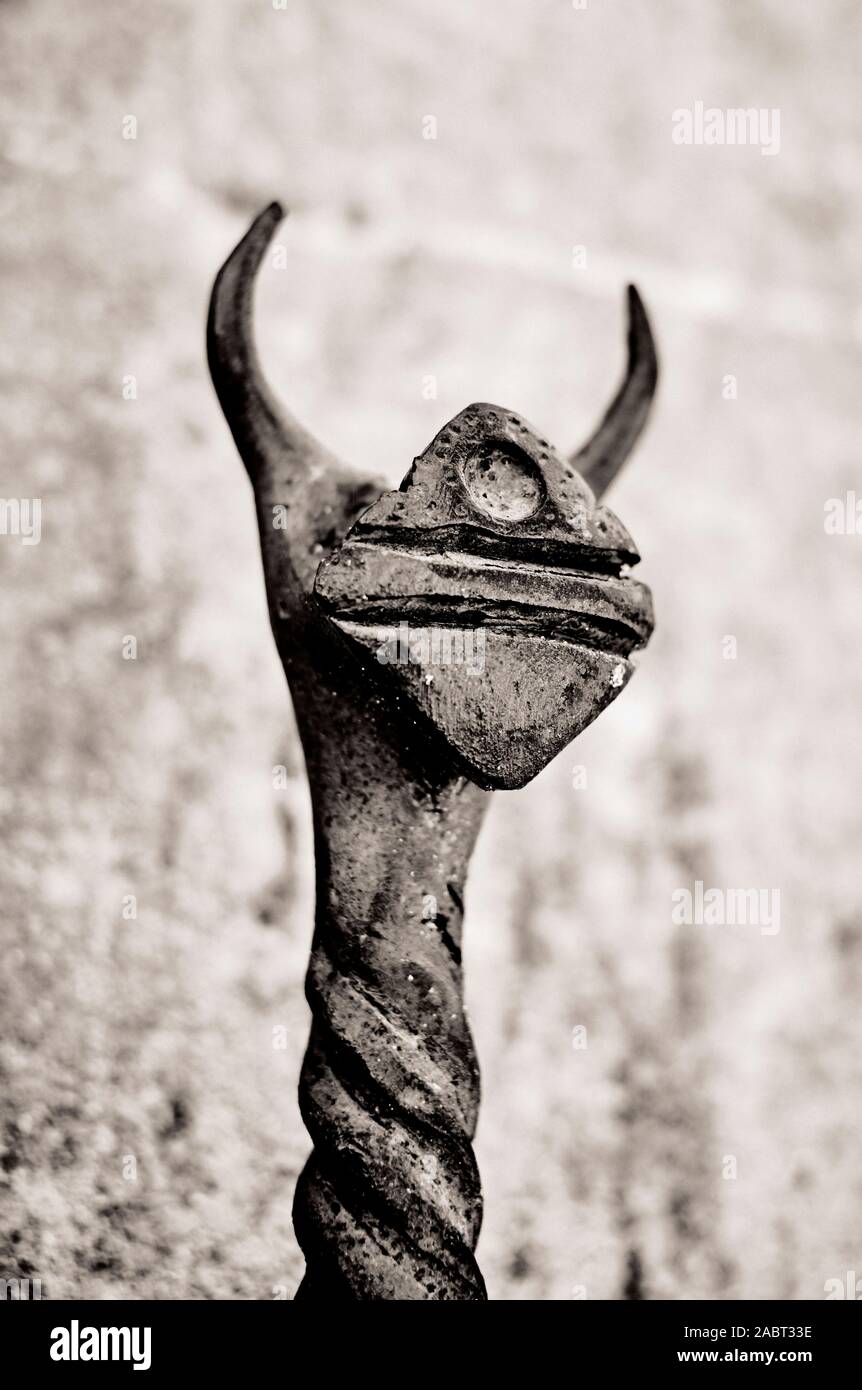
[461,446,545,523]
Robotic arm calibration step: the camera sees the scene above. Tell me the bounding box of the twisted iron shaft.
[291,730,489,1300]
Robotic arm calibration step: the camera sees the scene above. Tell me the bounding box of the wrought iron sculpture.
[207,203,657,1300]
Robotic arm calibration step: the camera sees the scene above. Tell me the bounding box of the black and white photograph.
[2,0,860,1356]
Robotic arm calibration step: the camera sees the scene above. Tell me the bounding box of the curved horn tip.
[252,200,286,239]
[223,201,287,279]
[568,282,659,500]
[207,199,300,489]
[207,201,288,369]
[625,284,658,384]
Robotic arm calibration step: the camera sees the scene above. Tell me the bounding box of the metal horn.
[207,202,373,595]
[570,284,658,500]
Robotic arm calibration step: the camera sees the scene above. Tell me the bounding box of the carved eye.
[460,445,545,523]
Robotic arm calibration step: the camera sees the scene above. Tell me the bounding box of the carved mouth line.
[316,539,654,659]
[331,597,644,658]
[351,524,638,577]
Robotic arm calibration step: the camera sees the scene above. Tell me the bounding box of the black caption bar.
[4,1299,859,1375]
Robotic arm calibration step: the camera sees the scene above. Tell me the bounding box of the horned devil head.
[208,205,657,790]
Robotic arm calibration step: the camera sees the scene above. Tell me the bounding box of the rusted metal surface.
[207,203,657,1300]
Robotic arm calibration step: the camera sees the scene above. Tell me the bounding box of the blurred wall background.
[1,0,860,1300]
